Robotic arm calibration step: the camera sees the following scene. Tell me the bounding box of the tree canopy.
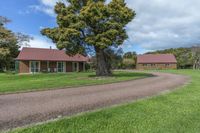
[0,16,32,71]
[0,16,18,71]
[191,46,200,69]
[41,0,135,76]
[122,51,137,69]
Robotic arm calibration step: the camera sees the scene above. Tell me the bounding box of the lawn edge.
[0,72,153,95]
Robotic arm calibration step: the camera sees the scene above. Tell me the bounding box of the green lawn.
[0,71,150,94]
[8,70,200,133]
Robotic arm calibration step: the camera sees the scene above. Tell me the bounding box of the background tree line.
[88,48,137,70]
[0,16,32,72]
[89,46,200,70]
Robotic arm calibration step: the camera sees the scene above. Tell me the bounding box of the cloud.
[26,35,56,49]
[29,5,55,17]
[28,0,200,52]
[29,0,67,17]
[124,0,200,50]
[18,10,31,15]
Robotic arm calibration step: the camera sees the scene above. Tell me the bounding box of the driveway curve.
[0,72,189,131]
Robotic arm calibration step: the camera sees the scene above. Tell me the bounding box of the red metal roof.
[137,54,177,64]
[16,47,88,62]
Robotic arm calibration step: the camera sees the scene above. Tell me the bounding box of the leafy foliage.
[0,16,10,26]
[122,51,137,69]
[0,16,18,71]
[191,46,200,69]
[123,51,137,59]
[0,16,32,71]
[41,0,135,76]
[122,58,135,69]
[89,50,137,70]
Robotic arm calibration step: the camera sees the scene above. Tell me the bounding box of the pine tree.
[41,0,135,76]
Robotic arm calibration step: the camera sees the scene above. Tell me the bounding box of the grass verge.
[0,71,150,94]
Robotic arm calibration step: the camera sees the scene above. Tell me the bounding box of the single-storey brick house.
[136,54,177,70]
[15,47,88,73]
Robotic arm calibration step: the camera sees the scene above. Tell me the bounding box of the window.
[72,62,79,72]
[30,61,40,73]
[165,64,170,67]
[57,62,64,72]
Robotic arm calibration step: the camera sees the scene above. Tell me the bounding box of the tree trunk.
[193,60,197,69]
[95,47,112,76]
[197,58,200,69]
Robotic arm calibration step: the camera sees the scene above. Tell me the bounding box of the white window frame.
[165,64,170,67]
[57,62,65,73]
[72,62,79,72]
[29,61,40,73]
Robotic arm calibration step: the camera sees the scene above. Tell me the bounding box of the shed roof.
[16,47,88,62]
[137,54,177,64]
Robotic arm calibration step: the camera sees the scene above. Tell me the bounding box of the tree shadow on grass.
[88,72,154,78]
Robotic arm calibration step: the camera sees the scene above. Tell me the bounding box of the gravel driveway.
[0,72,189,131]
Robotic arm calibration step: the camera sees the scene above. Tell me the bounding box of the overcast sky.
[1,0,200,54]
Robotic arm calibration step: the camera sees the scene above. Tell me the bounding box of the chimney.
[50,46,52,49]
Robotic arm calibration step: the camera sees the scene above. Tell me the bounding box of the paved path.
[0,72,189,131]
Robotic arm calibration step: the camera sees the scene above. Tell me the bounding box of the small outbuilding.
[136,54,177,70]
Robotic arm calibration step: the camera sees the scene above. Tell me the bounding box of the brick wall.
[40,61,47,72]
[66,62,73,72]
[19,61,29,73]
[18,61,85,73]
[136,63,177,70]
[79,62,83,71]
[49,61,57,72]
